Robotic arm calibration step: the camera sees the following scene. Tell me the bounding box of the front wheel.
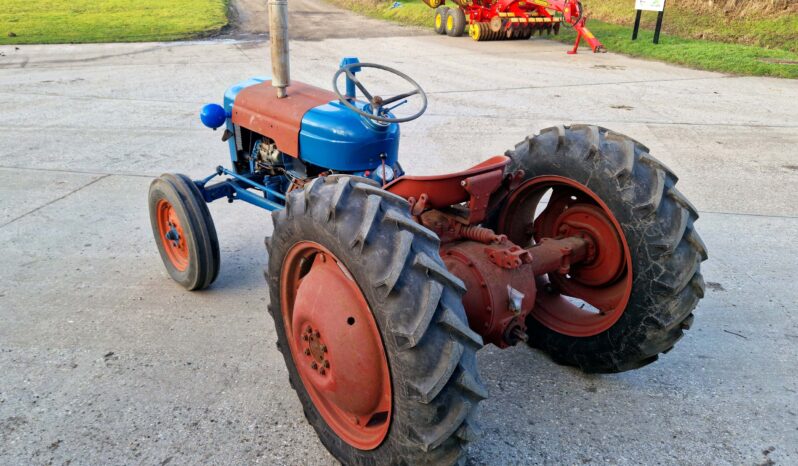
[148,173,220,290]
[497,125,707,373]
[267,176,486,465]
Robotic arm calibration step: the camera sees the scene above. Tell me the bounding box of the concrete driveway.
[1,0,797,464]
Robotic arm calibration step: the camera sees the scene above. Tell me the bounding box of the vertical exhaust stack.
[269,0,290,98]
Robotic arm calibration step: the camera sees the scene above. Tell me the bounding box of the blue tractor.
[147,1,707,463]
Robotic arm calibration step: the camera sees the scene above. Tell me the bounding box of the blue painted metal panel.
[299,101,400,172]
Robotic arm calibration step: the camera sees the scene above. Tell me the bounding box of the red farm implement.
[427,0,605,54]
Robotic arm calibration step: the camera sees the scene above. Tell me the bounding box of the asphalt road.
[1,0,797,464]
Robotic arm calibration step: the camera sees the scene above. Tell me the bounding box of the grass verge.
[326,0,798,79]
[584,0,798,54]
[0,0,228,45]
[555,21,798,78]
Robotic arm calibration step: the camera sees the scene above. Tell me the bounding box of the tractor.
[147,1,706,463]
[426,0,605,54]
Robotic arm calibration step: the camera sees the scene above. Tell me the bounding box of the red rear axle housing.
[385,155,628,347]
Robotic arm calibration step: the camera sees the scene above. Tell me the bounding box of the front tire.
[267,176,487,465]
[497,125,707,373]
[148,173,220,290]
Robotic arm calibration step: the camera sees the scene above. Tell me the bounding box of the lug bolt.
[302,335,308,341]
[319,368,326,375]
[306,326,312,334]
[304,348,311,355]
[314,331,320,338]
[323,360,330,368]
[311,362,318,369]
[321,345,328,353]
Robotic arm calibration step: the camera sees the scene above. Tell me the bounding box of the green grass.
[554,21,798,78]
[0,0,228,45]
[327,0,798,78]
[584,0,798,54]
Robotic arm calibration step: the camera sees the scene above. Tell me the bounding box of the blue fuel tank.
[298,100,400,172]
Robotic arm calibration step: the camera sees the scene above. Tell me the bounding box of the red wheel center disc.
[280,242,391,450]
[498,176,634,337]
[551,204,625,286]
[155,199,189,271]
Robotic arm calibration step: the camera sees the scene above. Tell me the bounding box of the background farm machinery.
[147,1,705,463]
[426,0,605,53]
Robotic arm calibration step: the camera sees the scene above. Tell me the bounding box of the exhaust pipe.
[268,0,290,98]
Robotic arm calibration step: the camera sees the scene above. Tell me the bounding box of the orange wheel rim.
[498,176,633,337]
[156,199,189,271]
[280,242,391,450]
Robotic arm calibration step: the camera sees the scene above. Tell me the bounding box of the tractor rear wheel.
[445,8,466,37]
[148,173,220,290]
[434,7,449,35]
[497,125,707,373]
[267,176,486,465]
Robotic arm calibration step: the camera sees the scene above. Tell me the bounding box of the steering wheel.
[333,63,428,124]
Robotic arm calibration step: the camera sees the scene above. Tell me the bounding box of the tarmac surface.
[1,0,797,464]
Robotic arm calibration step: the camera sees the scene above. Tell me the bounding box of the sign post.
[632,0,666,44]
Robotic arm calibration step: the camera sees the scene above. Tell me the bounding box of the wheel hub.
[281,243,391,450]
[551,204,624,286]
[498,176,633,337]
[300,325,331,375]
[155,200,188,271]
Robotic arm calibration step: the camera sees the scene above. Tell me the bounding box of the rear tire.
[498,125,707,373]
[267,176,487,465]
[434,7,449,35]
[148,173,220,290]
[445,8,466,37]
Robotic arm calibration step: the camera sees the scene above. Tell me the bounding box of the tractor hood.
[228,78,399,172]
